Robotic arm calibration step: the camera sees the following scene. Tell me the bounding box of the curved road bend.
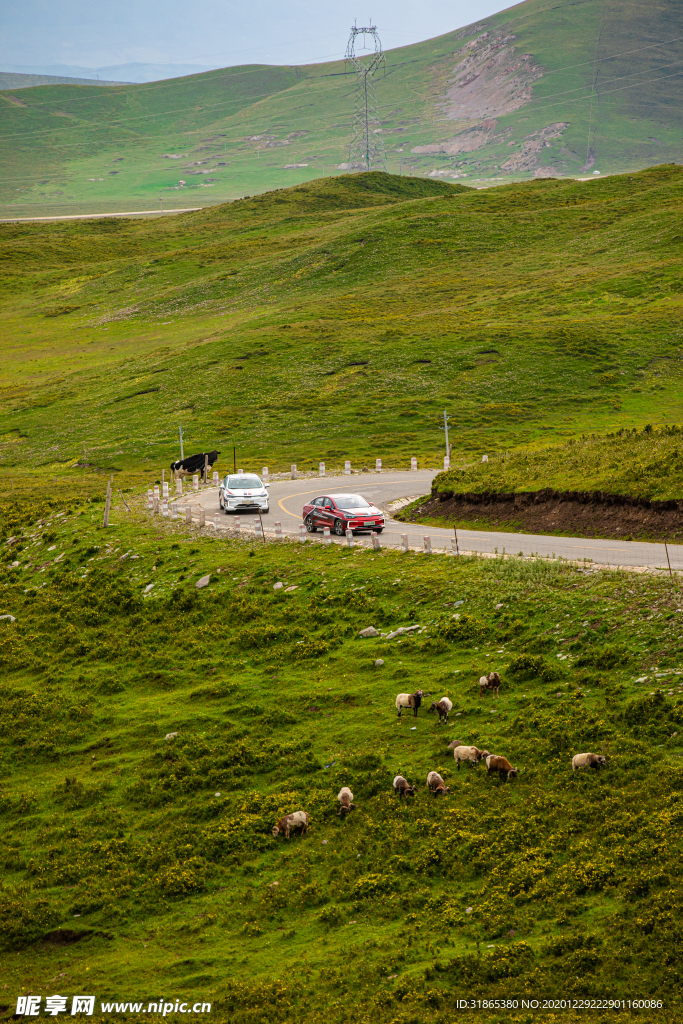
[179,470,683,573]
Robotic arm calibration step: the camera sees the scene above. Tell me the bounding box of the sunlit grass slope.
[1,0,682,217]
[2,493,683,1022]
[0,167,682,489]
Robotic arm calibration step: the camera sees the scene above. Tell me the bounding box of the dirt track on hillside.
[400,491,683,542]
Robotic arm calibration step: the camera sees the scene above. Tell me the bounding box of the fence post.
[454,528,460,556]
[192,475,199,492]
[423,536,432,555]
[103,481,112,528]
[204,454,209,486]
[375,458,382,472]
[176,478,182,495]
[275,521,282,538]
[299,524,306,542]
[323,526,331,545]
[319,462,325,477]
[344,460,351,475]
[411,457,417,471]
[291,464,297,480]
[372,533,381,551]
[401,534,409,553]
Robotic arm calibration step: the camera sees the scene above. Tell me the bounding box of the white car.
[219,473,270,514]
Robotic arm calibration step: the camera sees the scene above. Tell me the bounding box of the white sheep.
[429,696,452,724]
[572,752,607,771]
[449,743,490,770]
[393,775,416,798]
[337,787,355,815]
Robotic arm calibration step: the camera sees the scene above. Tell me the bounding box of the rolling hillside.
[0,167,682,490]
[1,0,682,218]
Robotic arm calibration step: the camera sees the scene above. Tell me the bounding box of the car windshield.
[226,475,262,489]
[334,495,371,509]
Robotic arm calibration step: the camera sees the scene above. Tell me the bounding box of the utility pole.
[345,23,386,172]
[439,410,451,463]
[179,424,184,460]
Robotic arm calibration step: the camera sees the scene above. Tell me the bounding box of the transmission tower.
[345,22,386,172]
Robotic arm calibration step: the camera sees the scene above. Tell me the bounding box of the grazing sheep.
[449,743,490,770]
[426,770,450,796]
[429,696,453,724]
[572,752,607,771]
[272,810,309,839]
[395,689,425,718]
[479,672,501,699]
[337,787,355,816]
[486,754,518,780]
[393,775,416,798]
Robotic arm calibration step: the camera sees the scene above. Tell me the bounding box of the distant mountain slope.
[0,72,125,90]
[1,0,681,217]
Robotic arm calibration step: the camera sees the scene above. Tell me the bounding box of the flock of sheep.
[271,676,608,839]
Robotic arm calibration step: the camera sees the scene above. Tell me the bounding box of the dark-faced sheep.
[393,775,415,798]
[486,754,518,780]
[449,743,489,770]
[429,696,453,724]
[572,752,607,771]
[427,770,450,796]
[479,672,501,699]
[395,689,424,718]
[272,810,309,839]
[337,787,355,816]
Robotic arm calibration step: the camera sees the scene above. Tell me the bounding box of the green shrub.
[508,653,561,681]
[437,614,487,645]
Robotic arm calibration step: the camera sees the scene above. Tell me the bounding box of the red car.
[302,493,385,535]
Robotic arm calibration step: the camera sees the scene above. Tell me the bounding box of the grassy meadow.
[2,490,683,1023]
[2,0,683,218]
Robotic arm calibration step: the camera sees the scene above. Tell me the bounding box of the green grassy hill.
[3,493,683,1021]
[0,168,682,491]
[2,0,683,218]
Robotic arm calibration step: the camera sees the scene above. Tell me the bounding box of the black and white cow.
[170,450,220,481]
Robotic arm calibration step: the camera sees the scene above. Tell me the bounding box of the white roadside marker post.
[299,524,306,542]
[199,509,205,527]
[162,500,168,517]
[372,533,381,551]
[185,507,192,524]
[147,489,154,509]
[411,457,417,472]
[192,475,199,491]
[423,536,432,554]
[291,464,297,480]
[482,454,488,463]
[153,496,159,514]
[275,522,282,538]
[176,478,183,495]
[170,504,178,520]
[154,484,160,500]
[444,456,450,470]
[323,526,331,545]
[319,462,325,477]
[262,466,269,481]
[212,471,219,488]
[214,512,220,529]
[234,516,240,532]
[375,458,382,472]
[163,481,169,499]
[255,519,262,539]
[103,480,112,528]
[344,460,351,475]
[346,529,354,548]
[401,534,409,553]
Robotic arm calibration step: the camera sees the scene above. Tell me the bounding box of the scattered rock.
[465,907,473,914]
[214,792,221,797]
[144,584,154,594]
[165,732,179,741]
[453,600,464,608]
[0,614,16,623]
[268,881,280,889]
[285,585,298,592]
[10,561,20,568]
[321,840,328,846]
[48,545,56,552]
[495,602,504,610]
[359,626,379,638]
[374,659,385,667]
[273,581,284,590]
[196,574,211,589]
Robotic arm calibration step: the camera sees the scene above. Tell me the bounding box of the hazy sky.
[3,0,513,69]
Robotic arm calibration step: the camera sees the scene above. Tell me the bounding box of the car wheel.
[333,519,345,536]
[305,515,316,533]
[375,528,384,534]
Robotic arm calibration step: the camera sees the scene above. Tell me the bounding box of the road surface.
[175,470,683,573]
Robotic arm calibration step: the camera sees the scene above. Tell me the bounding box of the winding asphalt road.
[179,470,683,573]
